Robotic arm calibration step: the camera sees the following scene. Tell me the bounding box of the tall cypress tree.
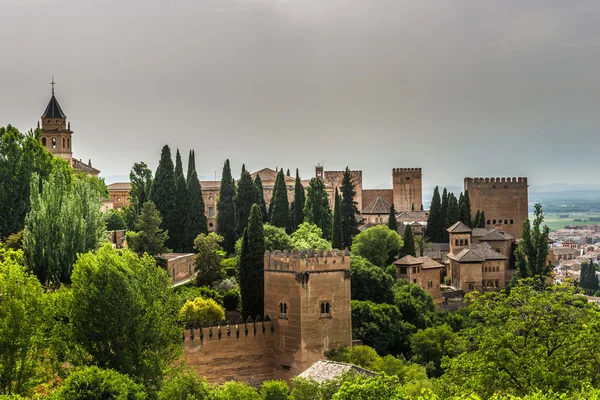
[216,159,236,254]
[182,170,207,252]
[388,204,398,233]
[254,175,268,223]
[459,192,471,227]
[234,165,259,236]
[399,225,416,258]
[340,167,361,249]
[425,186,441,242]
[186,150,196,183]
[304,177,333,240]
[331,188,343,249]
[286,168,291,177]
[479,210,486,228]
[174,149,184,185]
[292,169,305,232]
[239,204,265,319]
[464,190,472,227]
[173,163,188,251]
[473,210,481,230]
[445,193,460,229]
[150,145,177,250]
[440,188,449,243]
[270,169,290,230]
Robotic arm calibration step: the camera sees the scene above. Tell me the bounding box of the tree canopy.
[234,165,259,236]
[270,169,290,231]
[340,167,361,249]
[126,201,170,257]
[150,145,177,250]
[350,225,402,268]
[239,204,265,319]
[331,188,343,250]
[290,223,332,251]
[515,203,550,284]
[216,159,237,255]
[304,177,333,240]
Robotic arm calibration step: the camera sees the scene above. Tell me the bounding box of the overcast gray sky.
[1,0,599,189]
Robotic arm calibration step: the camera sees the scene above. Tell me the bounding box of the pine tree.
[399,225,416,258]
[514,203,550,284]
[173,166,188,251]
[331,188,343,249]
[182,170,207,252]
[216,159,236,255]
[126,201,170,257]
[292,169,305,232]
[425,186,441,242]
[464,190,472,227]
[388,204,398,233]
[150,145,177,250]
[439,188,449,243]
[254,175,268,223]
[270,169,290,230]
[340,167,361,248]
[234,165,259,236]
[479,210,486,228]
[239,204,265,319]
[445,193,460,229]
[186,150,196,183]
[304,177,333,240]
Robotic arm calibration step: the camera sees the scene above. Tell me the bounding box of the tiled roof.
[251,168,295,183]
[479,230,513,241]
[394,255,422,265]
[448,248,485,262]
[447,221,472,234]
[472,228,491,237]
[107,182,131,191]
[362,196,391,214]
[423,243,450,262]
[41,95,67,119]
[296,360,377,383]
[448,245,507,262]
[397,210,429,222]
[550,248,580,255]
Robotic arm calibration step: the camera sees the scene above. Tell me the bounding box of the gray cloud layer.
[1,0,599,188]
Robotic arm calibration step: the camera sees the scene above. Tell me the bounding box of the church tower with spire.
[40,78,73,163]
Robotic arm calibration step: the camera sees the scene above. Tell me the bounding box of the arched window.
[62,137,65,148]
[487,220,491,225]
[493,219,497,224]
[510,219,514,225]
[325,303,330,314]
[465,239,469,246]
[504,219,508,224]
[67,138,70,149]
[320,303,325,314]
[52,137,56,148]
[459,239,464,246]
[455,239,459,246]
[41,137,46,146]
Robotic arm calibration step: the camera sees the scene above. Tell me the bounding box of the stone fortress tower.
[464,177,528,238]
[392,168,423,211]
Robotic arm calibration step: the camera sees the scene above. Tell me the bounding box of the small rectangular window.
[208,207,214,217]
[427,281,433,288]
[412,267,416,274]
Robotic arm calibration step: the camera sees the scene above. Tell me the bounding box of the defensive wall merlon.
[465,177,528,187]
[392,168,422,174]
[324,170,362,175]
[264,249,351,272]
[183,316,274,347]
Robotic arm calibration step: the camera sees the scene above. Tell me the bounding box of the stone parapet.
[264,250,351,272]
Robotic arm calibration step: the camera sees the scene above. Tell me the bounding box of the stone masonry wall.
[392,168,422,212]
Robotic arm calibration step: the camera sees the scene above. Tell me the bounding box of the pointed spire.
[41,78,66,119]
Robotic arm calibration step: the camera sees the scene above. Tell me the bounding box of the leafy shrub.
[260,380,289,400]
[179,297,225,327]
[51,366,146,400]
[223,290,241,311]
[214,277,238,294]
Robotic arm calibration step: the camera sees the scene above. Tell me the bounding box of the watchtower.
[40,78,73,163]
[392,168,422,211]
[264,249,352,380]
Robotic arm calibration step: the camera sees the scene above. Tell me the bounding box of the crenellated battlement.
[392,168,422,174]
[264,249,351,272]
[183,316,274,350]
[324,170,362,175]
[465,177,528,186]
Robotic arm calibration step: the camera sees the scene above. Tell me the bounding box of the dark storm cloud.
[1,0,599,188]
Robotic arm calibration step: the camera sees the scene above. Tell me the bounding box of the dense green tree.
[239,204,265,319]
[441,283,600,398]
[216,160,237,255]
[173,156,188,252]
[514,203,550,283]
[479,210,486,228]
[157,368,210,400]
[462,190,472,227]
[304,177,332,239]
[179,297,225,326]
[425,187,441,242]
[388,204,398,233]
[331,188,343,249]
[399,225,416,258]
[263,224,293,251]
[181,170,208,252]
[51,366,146,400]
[393,283,435,331]
[292,169,305,232]
[186,150,196,183]
[439,188,449,242]
[193,233,226,288]
[351,225,402,268]
[0,125,53,239]
[235,165,260,236]
[150,145,177,249]
[350,256,395,304]
[0,248,48,396]
[129,162,153,216]
[70,245,182,391]
[445,193,460,230]
[351,300,413,355]
[270,170,290,231]
[286,169,290,177]
[211,381,259,400]
[410,324,457,377]
[580,263,599,294]
[473,210,481,230]
[24,162,104,283]
[290,223,332,251]
[174,149,184,183]
[340,167,361,249]
[105,208,126,231]
[260,380,289,400]
[255,175,269,223]
[126,201,170,257]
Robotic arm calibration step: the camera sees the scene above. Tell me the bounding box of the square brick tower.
[264,249,352,380]
[40,79,73,163]
[392,168,423,212]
